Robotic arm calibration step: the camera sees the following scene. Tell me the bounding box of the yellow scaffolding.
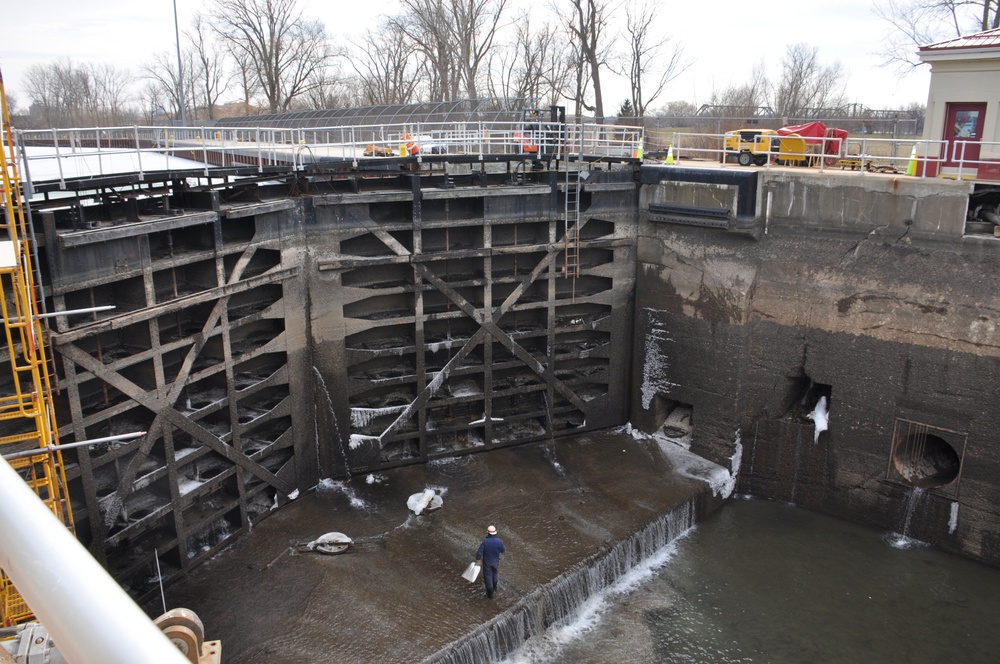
[0,69,74,627]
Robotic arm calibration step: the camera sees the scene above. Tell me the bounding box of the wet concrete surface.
[160,431,721,663]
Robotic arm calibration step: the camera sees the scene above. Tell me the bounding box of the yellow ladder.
[0,68,74,627]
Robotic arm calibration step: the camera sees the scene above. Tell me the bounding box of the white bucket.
[461,562,481,583]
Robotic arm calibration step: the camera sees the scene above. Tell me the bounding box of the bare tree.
[451,0,509,100]
[706,61,771,119]
[485,16,570,106]
[875,0,1000,71]
[187,14,231,121]
[87,63,134,125]
[137,82,171,124]
[210,0,333,112]
[23,60,92,127]
[22,59,136,127]
[230,49,260,114]
[567,35,592,118]
[656,100,698,116]
[350,21,424,105]
[297,69,355,110]
[142,50,199,123]
[23,61,72,127]
[614,0,686,118]
[393,0,460,100]
[770,44,846,118]
[561,0,616,123]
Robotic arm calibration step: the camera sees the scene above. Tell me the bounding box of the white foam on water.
[316,478,369,509]
[884,533,929,550]
[500,533,691,664]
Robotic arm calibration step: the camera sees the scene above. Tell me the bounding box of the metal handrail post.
[133,125,144,179]
[95,128,103,177]
[51,128,65,189]
[256,127,262,173]
[201,127,209,177]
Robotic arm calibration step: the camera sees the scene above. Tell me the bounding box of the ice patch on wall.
[623,423,740,499]
[470,413,504,425]
[350,405,407,429]
[349,434,379,449]
[807,396,829,443]
[949,501,959,535]
[639,309,678,410]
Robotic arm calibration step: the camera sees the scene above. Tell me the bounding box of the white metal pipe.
[35,305,115,319]
[2,431,146,460]
[0,455,190,664]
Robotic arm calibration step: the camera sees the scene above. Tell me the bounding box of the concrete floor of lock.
[160,431,718,663]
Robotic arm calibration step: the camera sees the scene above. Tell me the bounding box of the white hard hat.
[487,525,497,535]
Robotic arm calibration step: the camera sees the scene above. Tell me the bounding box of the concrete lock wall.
[29,160,1000,603]
[36,166,639,599]
[634,169,1000,567]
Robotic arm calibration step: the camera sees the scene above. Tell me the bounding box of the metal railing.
[660,131,989,178]
[670,133,952,177]
[15,121,644,189]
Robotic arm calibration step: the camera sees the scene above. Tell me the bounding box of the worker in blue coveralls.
[475,525,506,598]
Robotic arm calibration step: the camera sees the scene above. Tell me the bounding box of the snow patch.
[365,473,386,485]
[179,477,206,496]
[287,489,299,500]
[449,379,482,397]
[949,501,959,534]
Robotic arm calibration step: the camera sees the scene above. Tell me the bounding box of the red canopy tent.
[777,121,849,162]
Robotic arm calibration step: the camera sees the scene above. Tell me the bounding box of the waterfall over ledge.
[426,499,699,664]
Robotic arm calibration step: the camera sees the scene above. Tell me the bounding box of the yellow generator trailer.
[724,128,807,166]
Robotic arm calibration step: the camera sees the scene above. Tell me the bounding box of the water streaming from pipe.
[887,487,927,549]
[426,498,698,664]
[789,426,804,503]
[313,365,352,480]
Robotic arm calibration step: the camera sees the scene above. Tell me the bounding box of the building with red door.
[918,28,1000,181]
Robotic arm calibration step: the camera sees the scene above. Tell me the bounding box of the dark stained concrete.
[159,431,722,663]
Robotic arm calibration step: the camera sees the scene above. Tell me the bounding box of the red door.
[943,102,986,168]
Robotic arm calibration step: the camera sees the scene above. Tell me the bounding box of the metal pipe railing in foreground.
[0,455,189,664]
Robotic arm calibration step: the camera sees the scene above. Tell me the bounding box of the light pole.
[173,0,187,127]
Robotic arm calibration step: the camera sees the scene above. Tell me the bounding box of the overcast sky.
[1,0,932,113]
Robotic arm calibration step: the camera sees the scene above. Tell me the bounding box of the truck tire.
[738,151,753,166]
